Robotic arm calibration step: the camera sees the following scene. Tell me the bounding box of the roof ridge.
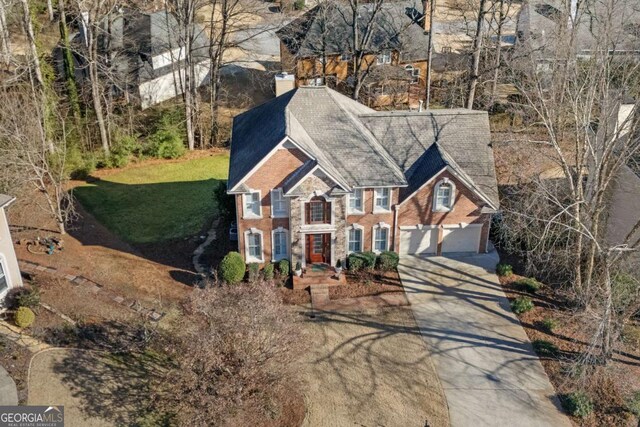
[324,88,408,184]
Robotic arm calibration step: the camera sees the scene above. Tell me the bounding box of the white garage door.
[399,227,438,256]
[441,225,482,253]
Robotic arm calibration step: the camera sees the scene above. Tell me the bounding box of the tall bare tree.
[500,0,640,363]
[19,0,44,88]
[0,86,74,234]
[465,0,487,108]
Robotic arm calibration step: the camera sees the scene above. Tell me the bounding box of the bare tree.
[0,0,10,63]
[0,86,74,234]
[499,0,640,363]
[19,0,44,88]
[465,0,487,108]
[76,0,114,155]
[153,282,306,425]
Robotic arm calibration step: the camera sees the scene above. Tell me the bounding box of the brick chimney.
[422,0,432,33]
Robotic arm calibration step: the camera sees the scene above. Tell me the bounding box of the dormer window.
[434,179,455,212]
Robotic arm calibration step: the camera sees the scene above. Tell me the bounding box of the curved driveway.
[0,364,18,405]
[399,254,572,427]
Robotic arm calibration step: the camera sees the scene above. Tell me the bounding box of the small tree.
[218,252,245,284]
[154,283,306,425]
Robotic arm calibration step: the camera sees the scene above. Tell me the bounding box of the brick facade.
[236,150,492,266]
[395,170,492,254]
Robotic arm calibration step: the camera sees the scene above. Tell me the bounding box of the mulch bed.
[0,334,32,404]
[279,269,405,306]
[499,272,640,427]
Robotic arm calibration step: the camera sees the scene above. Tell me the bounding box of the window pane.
[310,202,324,222]
[375,188,390,209]
[272,190,287,216]
[348,228,362,252]
[349,189,362,212]
[0,262,6,293]
[249,234,262,257]
[375,228,388,251]
[274,232,287,257]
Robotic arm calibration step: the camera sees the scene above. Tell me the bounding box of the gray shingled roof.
[0,194,15,208]
[229,87,499,209]
[359,109,499,207]
[517,0,640,58]
[276,0,430,62]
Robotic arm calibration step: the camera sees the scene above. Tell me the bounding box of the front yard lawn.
[75,153,229,244]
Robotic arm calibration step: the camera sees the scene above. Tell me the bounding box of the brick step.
[310,284,330,307]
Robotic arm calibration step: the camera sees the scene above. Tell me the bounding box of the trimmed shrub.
[14,307,35,328]
[279,259,290,277]
[219,252,245,285]
[532,339,559,357]
[540,317,558,334]
[626,391,640,417]
[348,253,365,272]
[361,251,377,269]
[263,263,275,281]
[377,251,399,271]
[16,287,40,308]
[515,277,541,293]
[496,263,513,277]
[562,391,593,418]
[511,296,534,315]
[247,263,260,283]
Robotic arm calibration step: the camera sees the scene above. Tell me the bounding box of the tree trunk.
[489,0,506,107]
[20,0,44,88]
[0,0,10,63]
[85,14,110,154]
[466,0,487,109]
[424,0,435,108]
[47,0,55,21]
[58,0,81,118]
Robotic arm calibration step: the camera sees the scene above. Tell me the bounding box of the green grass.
[75,154,229,243]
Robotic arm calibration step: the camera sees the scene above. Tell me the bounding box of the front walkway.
[0,364,17,405]
[398,254,572,427]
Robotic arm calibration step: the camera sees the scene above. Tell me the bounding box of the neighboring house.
[227,86,499,268]
[516,0,640,67]
[276,0,431,107]
[73,9,210,109]
[0,195,23,303]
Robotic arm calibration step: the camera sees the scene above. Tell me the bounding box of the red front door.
[306,234,329,264]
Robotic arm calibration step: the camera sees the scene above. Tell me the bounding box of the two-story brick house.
[276,1,432,107]
[227,86,499,269]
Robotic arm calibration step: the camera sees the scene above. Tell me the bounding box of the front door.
[306,234,330,264]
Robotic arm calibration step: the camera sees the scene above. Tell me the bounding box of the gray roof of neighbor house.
[276,0,430,62]
[0,194,15,209]
[229,87,499,208]
[517,0,640,57]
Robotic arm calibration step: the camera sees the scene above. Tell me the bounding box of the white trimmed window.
[405,64,420,83]
[372,224,390,253]
[243,191,261,218]
[271,189,288,218]
[348,189,364,214]
[245,229,264,262]
[377,51,392,65]
[433,179,455,212]
[0,259,8,296]
[374,188,391,212]
[347,224,363,253]
[272,228,289,261]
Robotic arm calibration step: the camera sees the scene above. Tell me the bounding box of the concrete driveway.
[398,254,572,427]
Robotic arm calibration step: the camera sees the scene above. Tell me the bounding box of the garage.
[441,225,482,253]
[399,224,483,256]
[399,226,438,256]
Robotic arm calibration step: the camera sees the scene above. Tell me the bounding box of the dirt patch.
[8,191,191,309]
[499,273,640,426]
[300,306,449,427]
[0,336,31,404]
